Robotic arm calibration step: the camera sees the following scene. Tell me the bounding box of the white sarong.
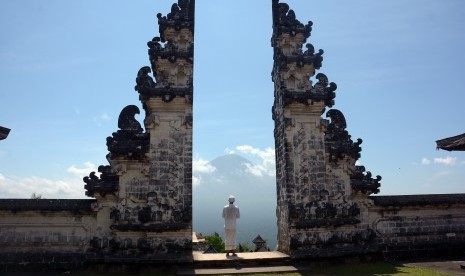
[222,204,240,250]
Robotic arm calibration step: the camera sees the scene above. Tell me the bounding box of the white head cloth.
[229,195,235,203]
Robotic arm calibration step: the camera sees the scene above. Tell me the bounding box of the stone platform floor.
[178,252,465,275]
[178,251,304,275]
[178,265,305,275]
[193,251,290,262]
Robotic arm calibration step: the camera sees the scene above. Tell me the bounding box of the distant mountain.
[193,154,278,249]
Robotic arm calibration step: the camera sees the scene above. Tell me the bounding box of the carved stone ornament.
[271,0,324,88]
[134,0,194,107]
[157,0,195,43]
[350,165,382,196]
[183,115,193,128]
[274,46,324,70]
[134,66,156,96]
[148,37,194,69]
[272,0,312,39]
[281,73,337,108]
[324,109,362,162]
[83,165,119,197]
[106,105,149,160]
[135,77,194,105]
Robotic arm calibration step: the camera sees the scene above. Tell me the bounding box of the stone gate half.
[84,0,195,262]
[271,0,381,257]
[271,0,465,259]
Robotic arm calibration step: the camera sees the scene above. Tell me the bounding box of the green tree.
[238,242,253,252]
[30,193,43,199]
[203,232,224,253]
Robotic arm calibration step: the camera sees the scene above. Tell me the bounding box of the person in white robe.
[222,195,240,257]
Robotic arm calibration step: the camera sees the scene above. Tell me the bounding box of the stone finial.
[350,165,382,196]
[106,105,149,160]
[272,0,312,39]
[157,0,195,42]
[135,66,156,95]
[325,109,362,162]
[83,165,119,197]
[118,105,143,132]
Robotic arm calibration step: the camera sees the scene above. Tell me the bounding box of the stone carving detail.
[272,0,336,109]
[157,0,195,43]
[289,229,376,255]
[290,201,361,228]
[106,105,149,160]
[118,105,143,132]
[83,165,119,197]
[325,109,362,162]
[271,0,324,78]
[135,66,156,99]
[110,204,190,227]
[311,73,337,105]
[272,0,312,38]
[148,37,194,68]
[135,1,194,107]
[125,178,149,200]
[281,73,337,107]
[350,165,381,196]
[303,43,324,69]
[89,236,191,254]
[183,115,193,128]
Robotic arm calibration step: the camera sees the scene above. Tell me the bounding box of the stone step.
[192,251,291,267]
[177,265,309,275]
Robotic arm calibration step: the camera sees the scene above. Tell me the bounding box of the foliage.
[238,242,253,252]
[30,193,43,199]
[203,232,224,253]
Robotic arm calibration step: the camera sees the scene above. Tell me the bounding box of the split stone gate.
[1,0,465,268]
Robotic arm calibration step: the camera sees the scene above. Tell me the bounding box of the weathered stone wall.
[0,199,96,269]
[369,194,465,259]
[273,90,290,253]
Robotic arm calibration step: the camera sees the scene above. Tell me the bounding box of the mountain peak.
[209,154,254,172]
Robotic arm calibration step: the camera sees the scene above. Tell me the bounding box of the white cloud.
[0,161,99,199]
[242,163,266,177]
[224,148,235,155]
[421,158,431,165]
[235,145,276,177]
[193,175,201,187]
[100,112,111,121]
[435,170,451,177]
[434,157,456,166]
[93,112,112,126]
[0,174,87,199]
[67,161,98,177]
[193,158,216,173]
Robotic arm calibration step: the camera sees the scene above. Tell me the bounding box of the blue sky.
[0,0,464,198]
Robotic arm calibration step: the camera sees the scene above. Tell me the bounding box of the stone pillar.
[84,0,194,262]
[271,0,381,258]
